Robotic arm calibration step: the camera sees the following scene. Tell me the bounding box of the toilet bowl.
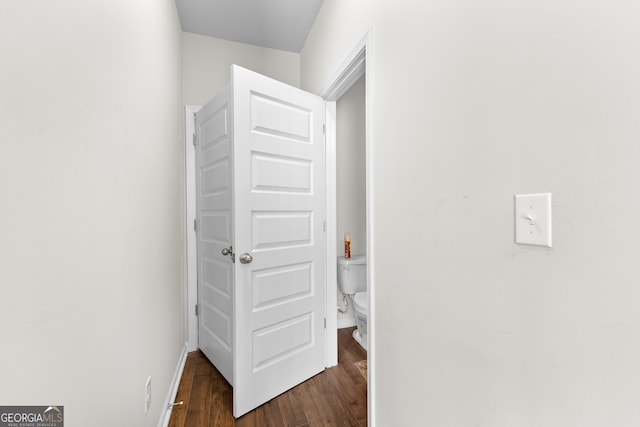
[352,291,368,350]
[337,256,368,350]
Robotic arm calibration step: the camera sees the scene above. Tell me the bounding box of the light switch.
[514,193,552,247]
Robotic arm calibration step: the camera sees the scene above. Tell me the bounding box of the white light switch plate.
[515,193,552,247]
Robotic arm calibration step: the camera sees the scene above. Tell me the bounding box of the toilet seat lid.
[353,292,368,313]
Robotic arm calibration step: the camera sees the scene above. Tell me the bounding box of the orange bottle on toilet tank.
[344,233,351,259]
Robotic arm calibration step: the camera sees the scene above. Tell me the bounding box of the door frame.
[319,30,374,426]
[185,104,201,352]
[319,31,370,368]
[183,28,374,423]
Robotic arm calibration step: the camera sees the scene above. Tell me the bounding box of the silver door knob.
[239,253,253,264]
[221,246,232,256]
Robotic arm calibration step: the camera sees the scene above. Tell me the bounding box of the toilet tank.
[337,256,367,295]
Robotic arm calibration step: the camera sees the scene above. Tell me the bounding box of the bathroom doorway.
[320,33,373,424]
[335,76,367,332]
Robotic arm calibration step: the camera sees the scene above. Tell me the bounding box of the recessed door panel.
[202,257,232,299]
[201,108,228,151]
[252,313,314,371]
[251,152,312,194]
[201,161,230,196]
[201,211,230,244]
[251,211,312,251]
[250,93,311,143]
[252,262,313,311]
[202,302,232,350]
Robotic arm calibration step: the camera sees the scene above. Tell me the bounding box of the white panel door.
[195,84,234,384]
[232,65,326,417]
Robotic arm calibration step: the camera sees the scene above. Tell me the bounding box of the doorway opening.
[335,75,366,333]
[320,31,374,426]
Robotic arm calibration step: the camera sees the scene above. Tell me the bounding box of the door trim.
[319,30,374,427]
[185,104,201,352]
[323,100,338,367]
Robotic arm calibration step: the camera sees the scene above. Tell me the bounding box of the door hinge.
[322,123,326,135]
[323,220,326,232]
[192,133,196,146]
[324,318,326,329]
[195,304,199,316]
[193,219,197,232]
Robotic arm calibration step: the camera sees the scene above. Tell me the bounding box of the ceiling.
[174,0,324,53]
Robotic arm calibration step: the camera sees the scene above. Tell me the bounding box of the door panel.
[251,262,314,309]
[232,65,326,417]
[250,153,312,193]
[195,84,234,385]
[195,67,326,417]
[249,93,312,142]
[251,211,313,249]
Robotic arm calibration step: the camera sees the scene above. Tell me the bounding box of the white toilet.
[337,256,368,350]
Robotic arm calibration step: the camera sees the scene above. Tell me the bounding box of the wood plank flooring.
[168,327,367,427]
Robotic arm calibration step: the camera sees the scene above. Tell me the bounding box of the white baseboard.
[337,317,357,329]
[158,343,189,427]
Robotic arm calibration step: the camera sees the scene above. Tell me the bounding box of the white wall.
[182,32,300,106]
[302,1,640,426]
[336,75,366,325]
[0,2,184,426]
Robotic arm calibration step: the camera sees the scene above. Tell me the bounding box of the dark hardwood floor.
[168,327,367,427]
